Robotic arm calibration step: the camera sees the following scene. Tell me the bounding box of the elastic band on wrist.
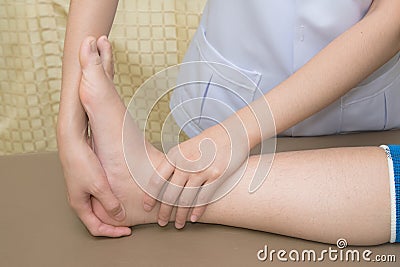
[380,144,400,243]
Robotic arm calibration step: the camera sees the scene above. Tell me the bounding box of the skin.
[58,0,127,236]
[80,36,391,245]
[59,0,400,235]
[145,0,400,225]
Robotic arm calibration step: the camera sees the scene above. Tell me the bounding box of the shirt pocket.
[173,26,263,135]
[340,53,400,132]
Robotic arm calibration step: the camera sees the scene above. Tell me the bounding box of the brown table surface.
[1,131,400,267]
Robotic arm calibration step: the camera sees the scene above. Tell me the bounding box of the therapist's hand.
[143,118,250,229]
[58,131,131,237]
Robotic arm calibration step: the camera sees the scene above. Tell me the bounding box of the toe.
[78,36,113,109]
[97,36,115,81]
[79,36,106,77]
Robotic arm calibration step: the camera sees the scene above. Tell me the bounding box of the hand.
[58,131,131,237]
[143,118,251,229]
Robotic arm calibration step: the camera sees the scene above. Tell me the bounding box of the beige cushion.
[0,0,206,155]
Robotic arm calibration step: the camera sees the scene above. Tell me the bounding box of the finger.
[157,203,173,227]
[190,180,220,222]
[157,170,188,226]
[97,35,115,81]
[89,179,126,221]
[190,205,207,223]
[175,177,204,229]
[143,158,175,212]
[174,207,190,229]
[74,194,131,237]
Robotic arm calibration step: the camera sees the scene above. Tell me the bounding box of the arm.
[145,0,400,226]
[237,0,400,146]
[75,45,392,245]
[59,1,118,136]
[57,0,131,237]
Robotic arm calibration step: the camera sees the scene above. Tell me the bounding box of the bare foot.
[79,36,163,227]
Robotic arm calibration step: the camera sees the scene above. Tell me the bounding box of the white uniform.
[170,0,400,137]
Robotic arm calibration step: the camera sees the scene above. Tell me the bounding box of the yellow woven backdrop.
[0,0,206,155]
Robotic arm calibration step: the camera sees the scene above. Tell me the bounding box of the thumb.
[91,182,126,222]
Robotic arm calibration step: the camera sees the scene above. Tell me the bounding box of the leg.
[201,148,390,245]
[79,37,391,245]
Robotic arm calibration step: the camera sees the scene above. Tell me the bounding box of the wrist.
[57,100,89,137]
[57,118,88,142]
[57,114,89,156]
[235,95,277,148]
[216,114,252,153]
[224,107,262,150]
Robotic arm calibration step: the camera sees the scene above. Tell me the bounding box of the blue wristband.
[387,145,400,243]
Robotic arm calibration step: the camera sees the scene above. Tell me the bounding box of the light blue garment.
[170,0,400,137]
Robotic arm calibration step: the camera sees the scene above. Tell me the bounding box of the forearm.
[233,0,400,147]
[58,0,119,144]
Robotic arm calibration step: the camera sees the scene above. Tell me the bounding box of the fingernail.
[143,203,153,212]
[90,40,97,52]
[175,222,184,229]
[115,205,126,221]
[158,219,168,227]
[122,228,132,236]
[190,215,198,223]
